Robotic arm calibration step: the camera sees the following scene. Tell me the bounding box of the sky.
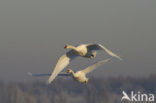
[0,0,156,82]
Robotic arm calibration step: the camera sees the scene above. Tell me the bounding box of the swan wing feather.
[28,72,71,77]
[47,50,78,84]
[87,43,122,60]
[28,72,51,76]
[81,58,111,74]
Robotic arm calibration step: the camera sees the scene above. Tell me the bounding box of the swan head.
[67,69,73,74]
[64,44,69,49]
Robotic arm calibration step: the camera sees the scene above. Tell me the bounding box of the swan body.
[29,58,110,84]
[65,44,92,57]
[47,43,122,84]
[67,58,110,83]
[67,69,88,83]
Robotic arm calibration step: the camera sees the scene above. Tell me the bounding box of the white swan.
[28,58,110,84]
[66,58,111,83]
[47,43,122,84]
[64,43,122,60]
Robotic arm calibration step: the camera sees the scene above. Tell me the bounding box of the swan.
[28,58,110,84]
[66,58,111,83]
[64,43,122,60]
[47,43,122,84]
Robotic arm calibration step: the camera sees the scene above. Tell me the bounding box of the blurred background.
[0,0,156,102]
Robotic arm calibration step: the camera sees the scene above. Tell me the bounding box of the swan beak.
[67,69,70,73]
[64,45,67,49]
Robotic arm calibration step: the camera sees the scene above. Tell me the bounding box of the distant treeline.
[0,75,156,103]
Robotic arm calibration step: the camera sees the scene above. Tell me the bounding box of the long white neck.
[67,45,78,51]
[70,70,75,77]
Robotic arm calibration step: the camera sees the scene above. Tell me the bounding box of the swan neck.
[70,70,75,76]
[68,45,77,51]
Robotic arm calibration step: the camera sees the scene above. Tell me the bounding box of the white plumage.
[46,43,122,84]
[67,58,111,83]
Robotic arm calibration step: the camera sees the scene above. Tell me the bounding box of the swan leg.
[84,80,88,84]
[90,51,97,59]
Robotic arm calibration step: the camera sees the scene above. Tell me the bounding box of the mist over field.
[0,75,156,103]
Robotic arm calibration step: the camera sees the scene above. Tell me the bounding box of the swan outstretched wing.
[81,58,111,74]
[28,72,51,76]
[47,50,78,84]
[87,43,122,60]
[28,72,71,77]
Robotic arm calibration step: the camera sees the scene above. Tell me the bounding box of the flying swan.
[28,58,111,83]
[47,43,122,84]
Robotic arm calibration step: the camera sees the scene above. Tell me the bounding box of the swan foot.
[84,79,88,84]
[90,55,94,59]
[90,52,97,59]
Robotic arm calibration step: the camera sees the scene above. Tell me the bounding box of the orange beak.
[67,69,70,73]
[64,45,67,49]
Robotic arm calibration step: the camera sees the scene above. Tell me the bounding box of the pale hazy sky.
[0,0,156,81]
